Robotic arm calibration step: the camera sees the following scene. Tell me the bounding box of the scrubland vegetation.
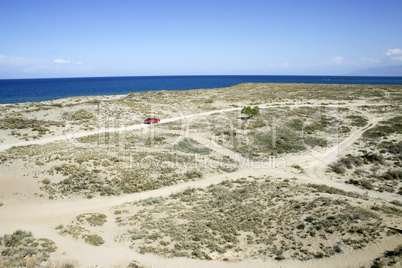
[371,245,402,268]
[114,176,391,261]
[329,115,402,195]
[0,230,56,267]
[0,83,401,267]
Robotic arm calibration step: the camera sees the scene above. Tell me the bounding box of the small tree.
[241,106,260,118]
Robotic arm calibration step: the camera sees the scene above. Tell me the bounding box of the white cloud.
[330,56,344,65]
[54,59,71,64]
[53,59,83,64]
[361,57,381,65]
[0,54,87,78]
[385,48,402,61]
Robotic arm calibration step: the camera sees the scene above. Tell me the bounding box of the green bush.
[241,106,260,118]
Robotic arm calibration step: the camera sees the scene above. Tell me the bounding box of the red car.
[144,117,160,124]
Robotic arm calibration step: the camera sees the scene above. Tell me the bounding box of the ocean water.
[0,75,401,104]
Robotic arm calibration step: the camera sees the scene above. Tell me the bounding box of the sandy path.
[1,100,400,267]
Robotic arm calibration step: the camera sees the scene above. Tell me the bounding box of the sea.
[0,75,401,104]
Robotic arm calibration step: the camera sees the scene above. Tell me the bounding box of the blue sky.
[1,0,401,78]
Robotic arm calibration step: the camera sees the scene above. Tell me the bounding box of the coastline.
[0,83,401,267]
[1,75,402,104]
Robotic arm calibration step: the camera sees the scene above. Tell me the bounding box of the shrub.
[360,179,374,190]
[185,170,203,179]
[382,169,402,181]
[82,234,105,246]
[386,141,402,155]
[346,179,359,185]
[362,153,384,164]
[42,178,51,185]
[390,200,402,207]
[340,155,363,169]
[330,162,346,174]
[241,106,260,118]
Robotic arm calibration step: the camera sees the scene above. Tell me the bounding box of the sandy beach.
[0,83,401,267]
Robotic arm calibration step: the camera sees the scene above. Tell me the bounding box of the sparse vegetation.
[346,115,368,127]
[56,213,106,246]
[174,138,212,155]
[119,177,385,261]
[71,109,95,121]
[0,230,56,267]
[0,117,64,130]
[363,116,402,139]
[371,245,402,268]
[77,213,107,226]
[0,83,401,266]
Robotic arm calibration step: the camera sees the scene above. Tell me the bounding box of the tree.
[241,106,260,118]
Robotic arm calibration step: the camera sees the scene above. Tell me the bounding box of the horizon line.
[2,74,402,80]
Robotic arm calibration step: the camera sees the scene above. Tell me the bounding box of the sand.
[0,83,401,267]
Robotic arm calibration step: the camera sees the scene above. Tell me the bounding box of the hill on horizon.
[349,65,402,76]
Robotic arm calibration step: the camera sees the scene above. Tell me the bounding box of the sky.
[0,0,402,78]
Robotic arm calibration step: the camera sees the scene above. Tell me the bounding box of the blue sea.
[0,75,401,104]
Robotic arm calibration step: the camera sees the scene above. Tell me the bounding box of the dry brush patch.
[371,244,402,268]
[115,177,390,261]
[215,107,342,159]
[0,230,57,267]
[3,131,234,199]
[56,213,107,246]
[329,115,402,195]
